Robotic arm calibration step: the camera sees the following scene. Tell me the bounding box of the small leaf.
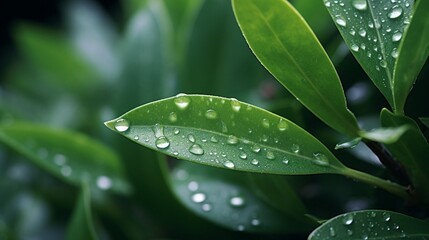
[359,126,409,144]
[105,94,347,175]
[232,0,360,136]
[66,183,98,240]
[393,0,429,113]
[323,0,414,110]
[381,109,429,202]
[0,122,131,195]
[420,117,429,129]
[170,161,314,233]
[335,137,362,150]
[308,210,429,240]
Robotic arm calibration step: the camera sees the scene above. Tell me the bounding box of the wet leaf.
[66,182,97,240]
[323,0,414,110]
[0,122,131,195]
[105,94,346,175]
[380,109,429,202]
[232,0,360,136]
[308,210,429,239]
[393,0,429,113]
[170,161,315,233]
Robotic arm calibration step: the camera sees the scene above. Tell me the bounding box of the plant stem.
[341,167,411,201]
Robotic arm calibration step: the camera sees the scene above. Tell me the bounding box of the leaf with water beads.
[105,94,348,176]
[170,161,315,233]
[0,122,131,195]
[323,0,414,110]
[308,210,429,240]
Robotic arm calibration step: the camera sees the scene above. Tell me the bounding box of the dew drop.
[227,135,239,145]
[230,196,245,207]
[133,135,139,140]
[251,218,261,226]
[261,135,268,143]
[383,212,391,222]
[380,60,387,68]
[370,211,377,218]
[392,31,402,42]
[277,119,289,131]
[192,193,206,203]
[188,181,199,192]
[291,144,300,154]
[201,203,212,212]
[174,93,191,109]
[189,144,204,155]
[358,29,367,37]
[335,16,347,27]
[349,29,356,36]
[155,136,170,149]
[251,159,259,166]
[266,151,275,160]
[343,214,354,225]
[391,48,399,58]
[61,165,72,176]
[329,227,336,237]
[96,175,112,190]
[351,44,359,52]
[347,229,353,236]
[237,225,245,231]
[174,128,180,135]
[188,134,196,143]
[210,136,219,143]
[230,98,241,112]
[262,118,270,128]
[223,160,235,169]
[352,0,367,10]
[114,119,129,132]
[54,154,67,166]
[169,112,177,122]
[205,109,218,119]
[282,159,289,165]
[239,152,248,160]
[312,153,329,166]
[388,5,403,19]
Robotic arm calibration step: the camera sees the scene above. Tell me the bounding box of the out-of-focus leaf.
[66,183,97,240]
[232,0,360,136]
[420,117,429,129]
[170,161,315,233]
[323,0,414,111]
[0,122,131,195]
[105,95,346,175]
[14,24,99,92]
[393,0,429,113]
[359,126,409,144]
[335,137,361,150]
[380,109,429,202]
[308,210,429,239]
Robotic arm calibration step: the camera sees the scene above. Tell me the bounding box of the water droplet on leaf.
[97,175,112,190]
[312,153,330,166]
[230,98,241,112]
[388,5,403,19]
[277,119,288,131]
[169,112,177,122]
[343,214,354,225]
[262,118,270,128]
[223,160,235,169]
[335,16,347,27]
[189,144,204,155]
[266,151,275,160]
[251,159,259,166]
[352,0,367,10]
[227,135,239,145]
[205,109,218,119]
[230,196,245,207]
[188,181,199,191]
[192,193,206,203]
[114,119,129,132]
[174,94,191,109]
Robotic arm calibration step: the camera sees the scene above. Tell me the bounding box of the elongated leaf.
[309,210,429,239]
[359,126,409,144]
[106,94,347,175]
[171,161,315,233]
[66,183,97,240]
[323,0,414,111]
[393,0,429,113]
[380,109,429,202]
[420,117,429,129]
[232,0,359,136]
[0,122,130,195]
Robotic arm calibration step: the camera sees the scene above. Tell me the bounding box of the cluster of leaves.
[0,0,428,239]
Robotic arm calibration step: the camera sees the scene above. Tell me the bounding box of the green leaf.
[308,210,429,240]
[66,182,98,240]
[359,126,409,144]
[170,161,314,233]
[232,0,359,136]
[393,0,429,113]
[323,0,414,111]
[380,109,429,202]
[0,122,131,195]
[420,117,429,129]
[105,94,347,175]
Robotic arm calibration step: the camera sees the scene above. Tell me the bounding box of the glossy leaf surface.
[105,95,346,175]
[393,0,429,113]
[323,0,414,110]
[170,161,314,233]
[380,109,429,202]
[232,0,359,136]
[0,122,130,195]
[309,210,429,239]
[359,126,409,144]
[66,183,97,240]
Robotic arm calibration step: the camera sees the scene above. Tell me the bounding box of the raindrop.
[251,144,261,153]
[368,22,374,28]
[230,196,245,207]
[335,16,347,27]
[388,5,403,19]
[155,136,170,149]
[266,151,275,160]
[114,119,129,132]
[202,203,212,212]
[189,144,204,155]
[188,134,196,143]
[227,135,239,145]
[383,212,391,222]
[239,152,248,160]
[174,128,180,135]
[188,181,199,191]
[329,227,336,237]
[251,159,259,166]
[282,159,289,165]
[391,48,399,58]
[312,153,330,166]
[230,98,241,112]
[174,93,191,109]
[392,31,402,42]
[343,214,354,225]
[370,211,377,218]
[54,154,67,166]
[133,135,139,140]
[352,0,367,10]
[261,135,268,142]
[277,119,288,131]
[210,136,219,143]
[374,19,381,29]
[97,175,112,190]
[223,160,235,169]
[205,109,218,119]
[351,44,359,52]
[262,118,270,128]
[347,229,353,236]
[169,112,177,122]
[349,29,356,36]
[191,193,206,203]
[251,218,261,226]
[380,60,387,68]
[358,29,367,37]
